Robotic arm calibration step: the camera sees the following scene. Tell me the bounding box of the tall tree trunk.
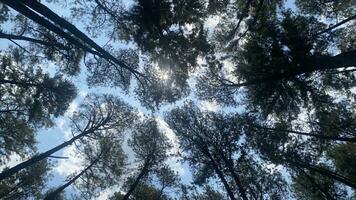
[44,154,102,200]
[287,158,356,189]
[310,49,356,72]
[0,0,99,57]
[315,14,356,36]
[122,161,150,200]
[0,122,103,181]
[296,166,336,200]
[218,150,249,200]
[202,147,237,200]
[17,0,144,78]
[257,126,356,142]
[226,49,356,88]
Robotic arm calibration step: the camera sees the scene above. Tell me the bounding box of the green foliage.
[74,137,128,199]
[0,0,355,199]
[86,48,140,91]
[0,159,50,200]
[328,143,356,183]
[296,0,356,18]
[129,119,171,169]
[0,115,35,164]
[0,49,77,127]
[292,169,348,200]
[111,179,171,200]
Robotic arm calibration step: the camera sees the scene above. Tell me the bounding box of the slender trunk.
[189,125,237,200]
[0,0,100,56]
[287,159,356,189]
[44,155,101,200]
[257,126,356,142]
[157,185,165,200]
[122,162,150,200]
[315,14,356,36]
[202,147,237,200]
[227,0,253,41]
[18,0,144,78]
[297,166,335,200]
[226,49,356,88]
[0,128,94,181]
[218,150,248,200]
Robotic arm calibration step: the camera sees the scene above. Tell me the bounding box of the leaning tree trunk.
[0,117,107,181]
[296,166,336,200]
[122,161,151,200]
[287,158,356,189]
[202,146,238,200]
[218,149,249,200]
[0,0,99,57]
[44,154,102,200]
[315,14,356,36]
[8,0,143,78]
[227,49,356,88]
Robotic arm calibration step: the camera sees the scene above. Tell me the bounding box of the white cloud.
[55,145,84,176]
[199,100,220,112]
[166,157,185,176]
[204,16,221,30]
[155,118,185,175]
[65,101,78,116]
[156,118,180,154]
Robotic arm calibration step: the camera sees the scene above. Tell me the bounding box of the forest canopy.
[0,0,355,199]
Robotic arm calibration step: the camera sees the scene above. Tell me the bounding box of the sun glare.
[158,70,170,81]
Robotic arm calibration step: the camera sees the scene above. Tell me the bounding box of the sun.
[158,70,170,81]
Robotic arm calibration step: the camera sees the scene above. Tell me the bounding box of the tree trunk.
[122,161,150,200]
[202,147,237,200]
[287,159,356,189]
[218,150,249,200]
[44,154,102,200]
[226,49,356,88]
[297,166,336,200]
[0,0,99,56]
[17,0,144,78]
[0,126,97,181]
[315,14,356,36]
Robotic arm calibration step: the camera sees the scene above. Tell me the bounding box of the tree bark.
[225,49,356,88]
[315,14,356,36]
[0,119,106,181]
[287,159,356,189]
[44,154,102,200]
[18,0,144,78]
[202,146,238,200]
[122,161,150,200]
[297,166,336,200]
